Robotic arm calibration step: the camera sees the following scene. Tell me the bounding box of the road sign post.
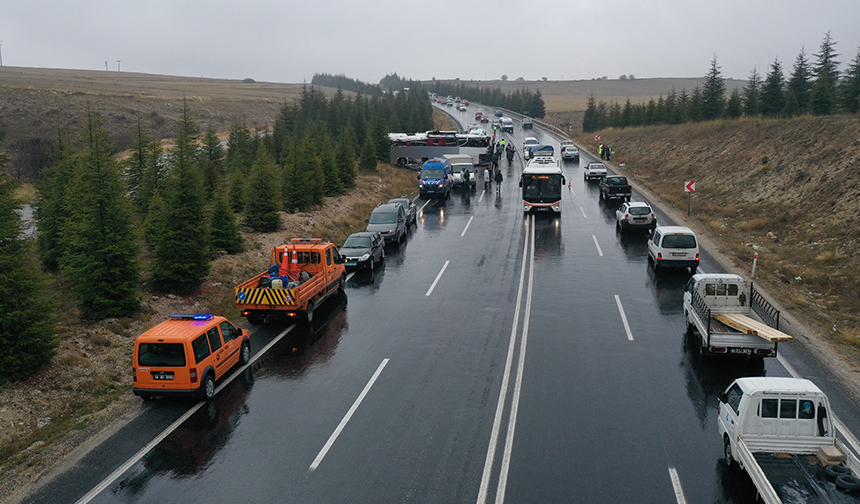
[684,181,696,216]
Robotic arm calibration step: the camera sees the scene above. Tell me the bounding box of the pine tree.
[359,135,377,172]
[125,114,151,209]
[228,168,246,213]
[782,90,801,117]
[839,47,860,114]
[787,49,813,114]
[743,67,762,117]
[582,94,599,132]
[35,134,76,272]
[150,101,210,294]
[200,124,224,198]
[811,31,840,115]
[724,89,743,118]
[226,118,254,175]
[210,192,244,254]
[688,86,704,122]
[760,59,786,117]
[243,140,282,232]
[621,98,633,127]
[60,107,139,319]
[320,136,344,196]
[138,140,165,215]
[336,130,357,189]
[0,172,57,382]
[143,190,167,251]
[702,56,726,120]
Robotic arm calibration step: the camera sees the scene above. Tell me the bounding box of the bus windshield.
[522,174,562,202]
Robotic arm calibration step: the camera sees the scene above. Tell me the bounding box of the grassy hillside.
[575,116,860,367]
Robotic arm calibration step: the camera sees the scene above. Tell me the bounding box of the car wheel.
[240,342,251,365]
[724,437,739,470]
[304,300,315,325]
[201,374,216,400]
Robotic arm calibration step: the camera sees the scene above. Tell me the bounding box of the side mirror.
[561,176,566,185]
[365,219,369,223]
[717,392,727,404]
[417,175,420,180]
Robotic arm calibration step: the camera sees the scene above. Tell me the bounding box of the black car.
[494,109,504,117]
[339,232,385,270]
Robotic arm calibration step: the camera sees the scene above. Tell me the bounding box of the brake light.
[657,253,662,260]
[651,214,656,220]
[287,312,298,318]
[696,253,700,262]
[190,368,198,383]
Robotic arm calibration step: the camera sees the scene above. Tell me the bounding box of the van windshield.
[138,343,186,367]
[662,234,697,248]
[369,212,397,224]
[421,169,445,180]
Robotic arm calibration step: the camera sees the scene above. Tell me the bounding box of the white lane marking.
[425,260,450,296]
[615,295,634,341]
[592,235,604,257]
[495,215,536,504]
[419,199,433,212]
[346,272,355,281]
[668,467,688,504]
[579,206,587,219]
[477,216,532,504]
[479,190,486,202]
[75,325,297,504]
[778,354,860,454]
[309,358,389,471]
[461,216,474,237]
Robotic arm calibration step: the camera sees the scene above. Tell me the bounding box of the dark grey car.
[366,203,407,244]
[387,198,417,226]
[339,232,384,270]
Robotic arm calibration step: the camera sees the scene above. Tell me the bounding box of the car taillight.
[132,367,136,382]
[651,213,656,220]
[695,253,700,262]
[190,368,198,383]
[624,214,629,221]
[657,253,662,260]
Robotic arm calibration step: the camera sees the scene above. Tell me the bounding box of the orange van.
[133,314,251,400]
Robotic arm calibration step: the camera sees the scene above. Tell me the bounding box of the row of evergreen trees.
[583,31,860,132]
[429,81,547,119]
[2,83,433,381]
[311,73,384,96]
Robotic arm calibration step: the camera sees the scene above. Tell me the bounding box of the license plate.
[151,372,174,380]
[633,218,646,222]
[730,348,752,355]
[671,252,686,257]
[346,262,357,266]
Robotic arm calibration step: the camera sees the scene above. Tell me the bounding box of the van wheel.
[685,318,694,336]
[724,437,739,470]
[240,342,251,365]
[304,301,315,325]
[201,374,216,400]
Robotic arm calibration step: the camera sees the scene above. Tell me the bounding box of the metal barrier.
[750,283,780,330]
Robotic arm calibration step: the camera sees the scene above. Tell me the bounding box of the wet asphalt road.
[21,107,860,504]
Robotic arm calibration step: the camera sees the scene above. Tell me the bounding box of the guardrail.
[750,283,780,330]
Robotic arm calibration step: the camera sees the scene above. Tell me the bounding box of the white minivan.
[647,225,699,272]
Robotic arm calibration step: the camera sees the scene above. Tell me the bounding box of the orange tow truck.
[234,238,346,324]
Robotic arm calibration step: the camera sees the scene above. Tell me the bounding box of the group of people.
[599,143,613,161]
[482,166,504,193]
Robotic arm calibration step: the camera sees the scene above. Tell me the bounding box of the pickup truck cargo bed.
[753,452,859,504]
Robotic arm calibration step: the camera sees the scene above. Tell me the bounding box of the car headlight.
[359,253,370,261]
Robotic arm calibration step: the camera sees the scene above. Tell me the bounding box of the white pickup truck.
[684,274,793,359]
[719,377,860,503]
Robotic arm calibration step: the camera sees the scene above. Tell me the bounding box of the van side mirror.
[417,175,420,180]
[365,219,369,223]
[717,392,727,404]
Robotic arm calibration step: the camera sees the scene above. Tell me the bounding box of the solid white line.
[476,216,532,504]
[75,325,297,504]
[425,260,450,296]
[778,354,860,454]
[479,190,486,202]
[592,235,604,257]
[495,215,536,504]
[461,216,474,237]
[419,199,433,212]
[345,271,355,281]
[615,295,634,341]
[309,358,389,471]
[579,206,587,219]
[668,467,688,504]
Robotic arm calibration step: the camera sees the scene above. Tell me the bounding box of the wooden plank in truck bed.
[714,314,794,342]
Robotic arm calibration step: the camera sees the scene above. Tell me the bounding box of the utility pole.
[116,60,121,72]
[0,41,3,67]
[105,61,109,71]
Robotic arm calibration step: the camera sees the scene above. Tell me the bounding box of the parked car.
[647,226,699,272]
[387,197,417,225]
[615,201,656,232]
[561,146,580,162]
[599,175,632,201]
[340,231,385,270]
[366,203,407,243]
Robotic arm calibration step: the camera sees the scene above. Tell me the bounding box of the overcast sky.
[1,0,858,84]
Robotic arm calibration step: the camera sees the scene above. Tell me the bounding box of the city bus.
[389,131,491,168]
[520,156,565,213]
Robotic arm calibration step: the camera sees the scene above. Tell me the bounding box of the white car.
[615,201,657,232]
[584,162,607,181]
[647,226,699,272]
[522,137,539,159]
[560,140,575,150]
[561,146,580,162]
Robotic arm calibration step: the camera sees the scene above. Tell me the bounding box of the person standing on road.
[494,169,503,193]
[484,167,490,189]
[605,144,612,161]
[599,143,605,160]
[492,150,500,171]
